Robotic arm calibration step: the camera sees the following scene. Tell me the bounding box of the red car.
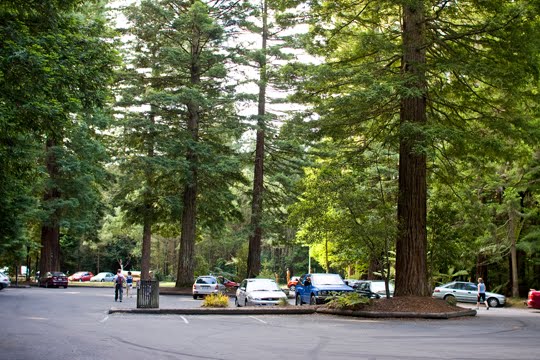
[219,277,238,288]
[39,272,68,288]
[526,289,540,309]
[287,276,300,291]
[68,271,94,282]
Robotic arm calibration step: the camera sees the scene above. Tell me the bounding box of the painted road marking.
[249,316,267,324]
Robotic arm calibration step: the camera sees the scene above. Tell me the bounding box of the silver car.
[432,281,505,307]
[235,278,288,306]
[192,276,226,299]
[0,271,10,290]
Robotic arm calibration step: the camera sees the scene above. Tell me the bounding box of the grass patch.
[504,297,527,308]
[201,293,229,308]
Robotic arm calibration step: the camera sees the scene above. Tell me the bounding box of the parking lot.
[1,286,539,359]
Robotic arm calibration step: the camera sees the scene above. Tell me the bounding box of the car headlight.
[319,291,328,296]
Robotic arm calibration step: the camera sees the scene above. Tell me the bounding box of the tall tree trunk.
[395,1,430,297]
[508,207,521,298]
[176,23,201,287]
[40,137,61,275]
[247,0,268,279]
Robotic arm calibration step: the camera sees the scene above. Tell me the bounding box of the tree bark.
[40,137,61,275]
[176,19,201,287]
[395,1,430,297]
[247,0,268,279]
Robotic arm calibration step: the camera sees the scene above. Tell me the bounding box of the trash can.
[137,280,159,308]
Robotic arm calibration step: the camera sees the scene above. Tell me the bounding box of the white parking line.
[180,316,189,324]
[100,316,109,323]
[249,316,267,324]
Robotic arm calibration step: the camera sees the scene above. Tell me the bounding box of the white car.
[90,272,116,282]
[235,278,288,307]
[432,281,506,307]
[0,271,11,290]
[192,276,226,299]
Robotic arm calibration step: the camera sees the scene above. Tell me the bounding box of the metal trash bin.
[137,280,159,308]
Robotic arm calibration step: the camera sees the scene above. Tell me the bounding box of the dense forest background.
[2,0,540,296]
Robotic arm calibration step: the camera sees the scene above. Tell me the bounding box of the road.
[1,287,539,360]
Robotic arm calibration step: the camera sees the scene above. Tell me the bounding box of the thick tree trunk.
[40,137,61,275]
[247,0,268,279]
[395,1,430,297]
[176,25,201,287]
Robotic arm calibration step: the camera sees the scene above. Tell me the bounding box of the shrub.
[326,292,371,310]
[445,296,457,306]
[201,293,229,308]
[277,297,290,307]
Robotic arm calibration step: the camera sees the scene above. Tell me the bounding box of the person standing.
[476,277,489,310]
[126,271,133,298]
[113,269,125,302]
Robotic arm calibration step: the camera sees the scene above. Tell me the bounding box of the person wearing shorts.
[476,277,489,310]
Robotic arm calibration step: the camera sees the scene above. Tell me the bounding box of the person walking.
[126,271,133,298]
[476,277,489,310]
[113,269,126,302]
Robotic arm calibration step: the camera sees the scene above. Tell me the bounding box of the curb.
[109,307,316,315]
[315,307,477,319]
[108,306,476,319]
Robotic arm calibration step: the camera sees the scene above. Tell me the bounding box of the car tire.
[310,294,317,305]
[235,297,239,307]
[290,285,296,292]
[45,282,48,288]
[296,294,302,306]
[245,299,248,307]
[64,286,67,289]
[487,297,500,308]
[443,294,455,301]
[193,295,197,300]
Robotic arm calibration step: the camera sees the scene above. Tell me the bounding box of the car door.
[237,280,247,306]
[301,275,313,304]
[463,283,478,303]
[450,282,467,301]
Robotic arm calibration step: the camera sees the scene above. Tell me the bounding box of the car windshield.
[247,280,280,291]
[312,274,345,285]
[196,277,216,284]
[371,282,394,293]
[51,272,65,276]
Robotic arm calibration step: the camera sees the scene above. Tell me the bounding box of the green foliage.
[201,293,229,308]
[326,292,371,311]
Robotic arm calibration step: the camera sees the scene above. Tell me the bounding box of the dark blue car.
[295,273,353,305]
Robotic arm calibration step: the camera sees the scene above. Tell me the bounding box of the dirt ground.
[364,296,466,313]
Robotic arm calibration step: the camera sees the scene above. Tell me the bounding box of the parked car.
[432,281,506,307]
[192,275,226,299]
[344,279,362,288]
[526,289,540,309]
[39,272,68,288]
[68,271,94,282]
[295,273,353,305]
[287,276,300,292]
[0,271,10,290]
[90,272,115,282]
[235,278,288,307]
[218,277,238,288]
[355,280,394,299]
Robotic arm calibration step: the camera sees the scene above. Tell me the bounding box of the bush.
[201,293,229,308]
[326,292,371,310]
[277,297,290,307]
[445,296,457,306]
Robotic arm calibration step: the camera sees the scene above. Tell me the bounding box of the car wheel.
[296,294,302,306]
[64,286,68,289]
[193,295,197,300]
[245,299,248,307]
[310,294,317,305]
[443,294,455,302]
[235,297,240,307]
[487,297,500,308]
[290,285,296,292]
